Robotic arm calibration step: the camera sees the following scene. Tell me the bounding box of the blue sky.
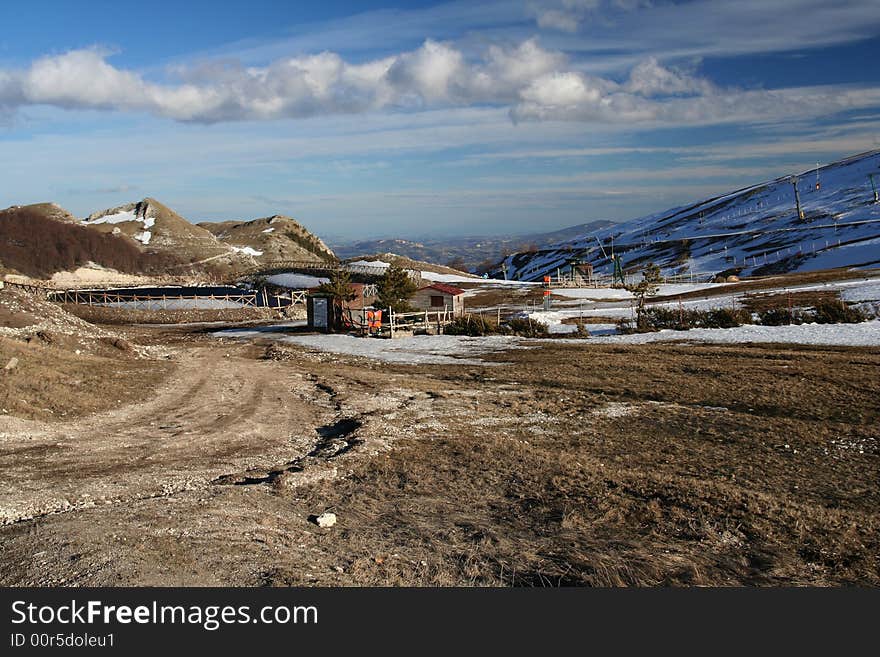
[2,0,880,241]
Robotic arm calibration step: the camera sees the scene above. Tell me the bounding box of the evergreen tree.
[317,269,357,303]
[375,264,418,312]
[626,262,662,328]
[317,270,357,331]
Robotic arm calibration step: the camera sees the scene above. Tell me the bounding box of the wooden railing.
[44,288,308,310]
[387,308,455,338]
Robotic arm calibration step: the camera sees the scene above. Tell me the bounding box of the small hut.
[409,283,466,316]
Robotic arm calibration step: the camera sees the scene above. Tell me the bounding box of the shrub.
[640,307,690,331]
[444,315,499,336]
[615,318,637,334]
[757,306,807,326]
[625,306,751,332]
[809,300,867,324]
[702,308,751,328]
[573,320,591,338]
[504,317,549,337]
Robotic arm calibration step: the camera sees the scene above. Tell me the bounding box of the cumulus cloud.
[0,39,567,121]
[0,41,878,129]
[511,58,712,122]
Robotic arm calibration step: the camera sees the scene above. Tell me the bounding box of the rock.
[314,512,337,528]
[3,357,18,371]
[726,275,740,282]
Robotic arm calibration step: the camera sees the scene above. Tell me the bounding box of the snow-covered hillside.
[497,150,880,281]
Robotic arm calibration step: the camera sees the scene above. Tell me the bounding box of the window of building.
[430,295,445,307]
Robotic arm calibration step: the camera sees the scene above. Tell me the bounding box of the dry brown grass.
[255,341,879,586]
[657,268,880,303]
[740,290,840,312]
[63,304,285,325]
[1,325,876,587]
[0,335,171,421]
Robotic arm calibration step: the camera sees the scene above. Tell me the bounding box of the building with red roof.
[410,282,466,316]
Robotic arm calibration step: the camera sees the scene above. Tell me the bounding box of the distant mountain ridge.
[332,219,614,272]
[494,149,880,281]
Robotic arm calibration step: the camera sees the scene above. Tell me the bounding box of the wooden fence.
[45,288,308,310]
[386,308,455,338]
[548,270,715,288]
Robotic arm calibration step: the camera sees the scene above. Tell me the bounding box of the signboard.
[313,297,328,328]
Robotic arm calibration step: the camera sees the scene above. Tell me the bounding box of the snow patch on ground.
[840,280,880,303]
[557,320,880,347]
[552,282,729,301]
[420,272,481,283]
[84,208,155,245]
[215,329,528,365]
[231,246,263,257]
[349,259,389,269]
[265,273,328,289]
[86,210,138,225]
[553,287,634,300]
[262,228,275,234]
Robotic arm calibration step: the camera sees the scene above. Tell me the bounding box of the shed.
[410,282,466,316]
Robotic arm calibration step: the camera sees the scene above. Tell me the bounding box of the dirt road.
[0,345,339,525]
[1,330,878,586]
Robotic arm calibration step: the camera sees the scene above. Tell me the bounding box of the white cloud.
[536,9,582,33]
[387,40,467,104]
[531,0,640,33]
[1,39,879,131]
[624,57,713,97]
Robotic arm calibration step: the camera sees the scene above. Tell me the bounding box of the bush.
[444,315,499,336]
[809,300,867,324]
[622,306,752,333]
[757,306,807,326]
[573,320,591,338]
[614,300,869,336]
[702,308,751,328]
[639,307,690,331]
[615,318,637,334]
[504,317,549,337]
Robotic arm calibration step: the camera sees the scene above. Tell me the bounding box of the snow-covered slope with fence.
[497,150,880,282]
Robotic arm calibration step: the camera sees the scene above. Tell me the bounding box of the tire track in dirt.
[0,346,330,525]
